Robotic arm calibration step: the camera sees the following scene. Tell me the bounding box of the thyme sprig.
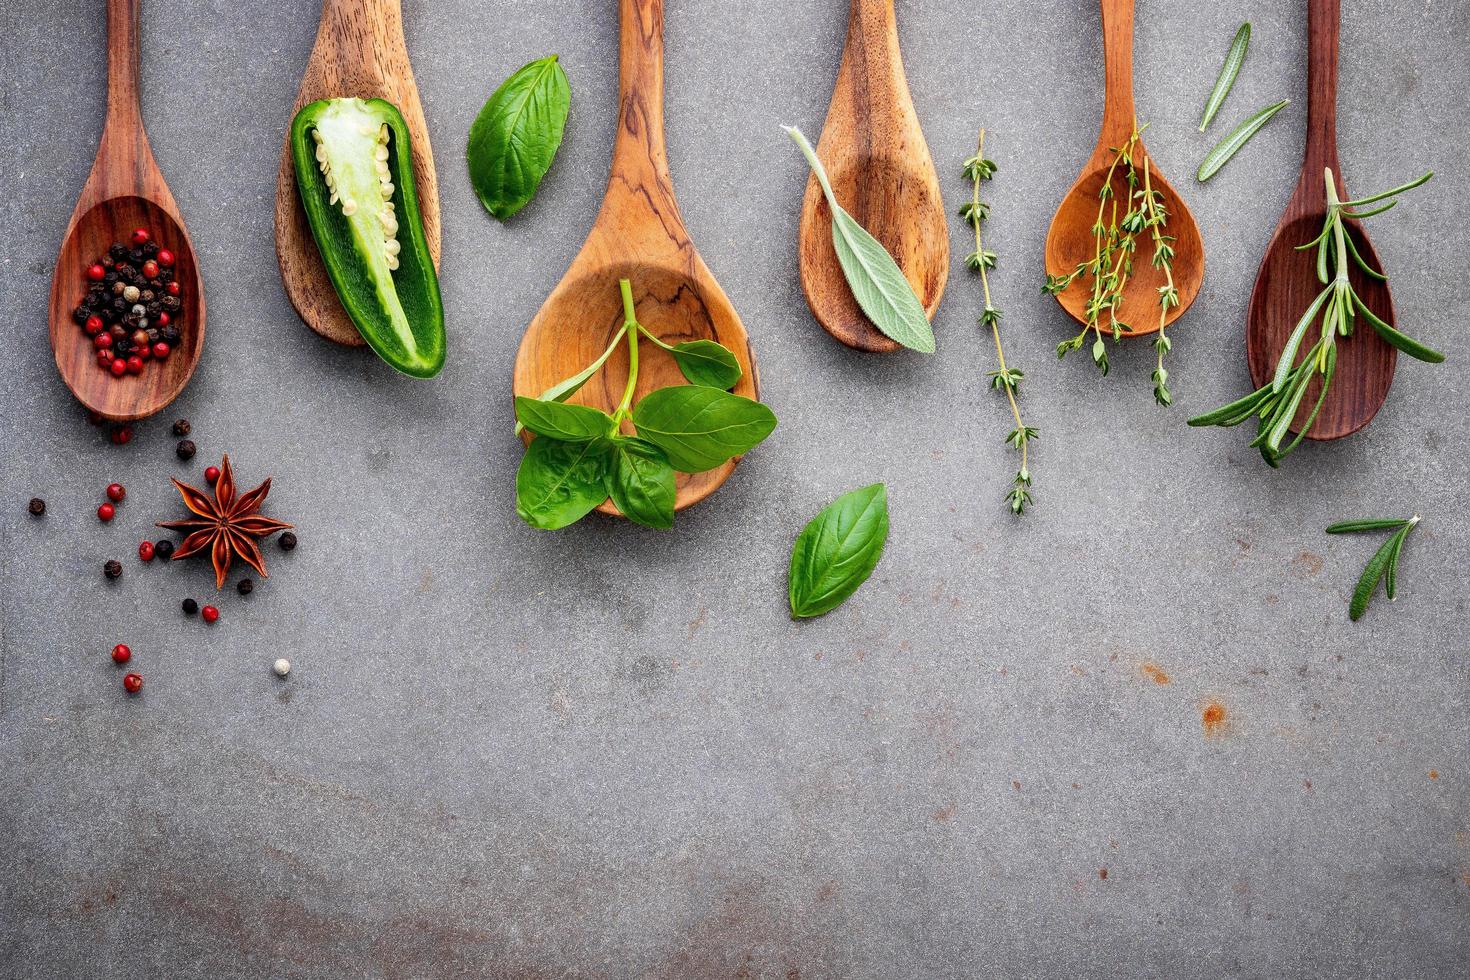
[960,130,1035,514]
[1141,158,1178,406]
[1188,168,1441,466]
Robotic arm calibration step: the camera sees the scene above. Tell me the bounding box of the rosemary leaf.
[1200,23,1251,132]
[1197,98,1289,182]
[1350,533,1400,621]
[1326,518,1411,534]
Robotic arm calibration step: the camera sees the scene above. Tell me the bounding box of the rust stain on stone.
[932,802,958,823]
[1429,770,1440,780]
[1292,551,1325,577]
[1202,701,1228,737]
[1141,663,1170,685]
[1098,868,1108,880]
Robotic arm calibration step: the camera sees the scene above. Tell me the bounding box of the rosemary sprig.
[1188,168,1441,465]
[960,130,1035,515]
[1326,515,1421,620]
[1140,158,1178,406]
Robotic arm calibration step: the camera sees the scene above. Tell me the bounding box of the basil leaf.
[632,386,777,473]
[604,437,676,530]
[515,437,610,530]
[516,326,627,437]
[514,396,614,442]
[467,55,571,221]
[671,340,742,389]
[788,484,889,619]
[785,126,936,354]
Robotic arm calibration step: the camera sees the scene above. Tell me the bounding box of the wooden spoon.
[513,0,759,515]
[274,0,440,348]
[1245,0,1393,440]
[796,0,948,353]
[1044,0,1203,337]
[49,0,205,423]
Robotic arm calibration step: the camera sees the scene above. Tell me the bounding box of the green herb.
[784,126,935,354]
[959,130,1035,514]
[788,484,889,619]
[1197,98,1289,182]
[467,55,571,221]
[1047,124,1173,398]
[1326,515,1421,620]
[515,279,776,530]
[1188,169,1439,465]
[1200,23,1251,132]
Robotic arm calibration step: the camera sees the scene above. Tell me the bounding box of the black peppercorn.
[237,579,254,596]
[176,439,196,461]
[172,419,191,437]
[154,539,174,560]
[128,248,144,265]
[279,531,298,552]
[182,597,198,615]
[143,242,159,259]
[104,560,123,580]
[28,497,45,516]
[72,305,90,326]
[109,242,127,260]
[161,327,181,344]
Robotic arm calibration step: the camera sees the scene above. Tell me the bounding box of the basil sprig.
[514,280,775,530]
[788,484,889,619]
[784,126,935,353]
[1326,515,1421,621]
[467,55,571,221]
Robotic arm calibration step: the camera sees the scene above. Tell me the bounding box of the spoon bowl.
[1043,0,1203,337]
[513,0,759,516]
[1244,0,1396,441]
[796,0,947,353]
[49,0,204,422]
[51,196,205,421]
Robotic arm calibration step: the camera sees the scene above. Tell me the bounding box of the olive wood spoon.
[50,0,205,423]
[1044,0,1203,336]
[797,0,947,353]
[1245,0,1394,440]
[274,0,440,348]
[514,0,759,516]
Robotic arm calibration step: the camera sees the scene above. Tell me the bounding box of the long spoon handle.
[610,0,670,194]
[102,0,145,146]
[1302,0,1341,185]
[1098,0,1137,151]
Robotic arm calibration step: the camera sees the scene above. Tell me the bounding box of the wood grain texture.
[48,0,205,422]
[797,0,947,353]
[1043,0,1203,337]
[273,0,440,348]
[1245,0,1395,441]
[513,0,760,517]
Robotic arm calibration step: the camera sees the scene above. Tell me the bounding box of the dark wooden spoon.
[1044,0,1203,336]
[796,0,948,353]
[513,0,759,516]
[1245,0,1394,440]
[50,0,205,422]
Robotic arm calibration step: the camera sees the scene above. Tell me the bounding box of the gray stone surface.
[2,1,1468,977]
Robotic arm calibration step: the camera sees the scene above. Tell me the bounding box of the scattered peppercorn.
[107,482,126,502]
[273,658,291,677]
[123,673,143,694]
[28,497,45,516]
[201,605,219,624]
[98,502,115,522]
[112,644,131,664]
[237,578,254,596]
[138,541,155,562]
[204,466,220,485]
[176,439,196,461]
[104,560,123,580]
[154,539,174,560]
[182,597,198,615]
[171,418,190,437]
[110,425,132,445]
[279,531,298,552]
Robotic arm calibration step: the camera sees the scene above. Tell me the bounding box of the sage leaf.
[788,484,890,619]
[516,327,627,437]
[467,55,571,221]
[784,126,935,353]
[1200,23,1250,131]
[604,437,676,530]
[632,386,777,473]
[514,397,614,442]
[1197,98,1289,182]
[515,436,610,530]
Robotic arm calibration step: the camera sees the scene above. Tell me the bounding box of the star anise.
[157,455,293,589]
